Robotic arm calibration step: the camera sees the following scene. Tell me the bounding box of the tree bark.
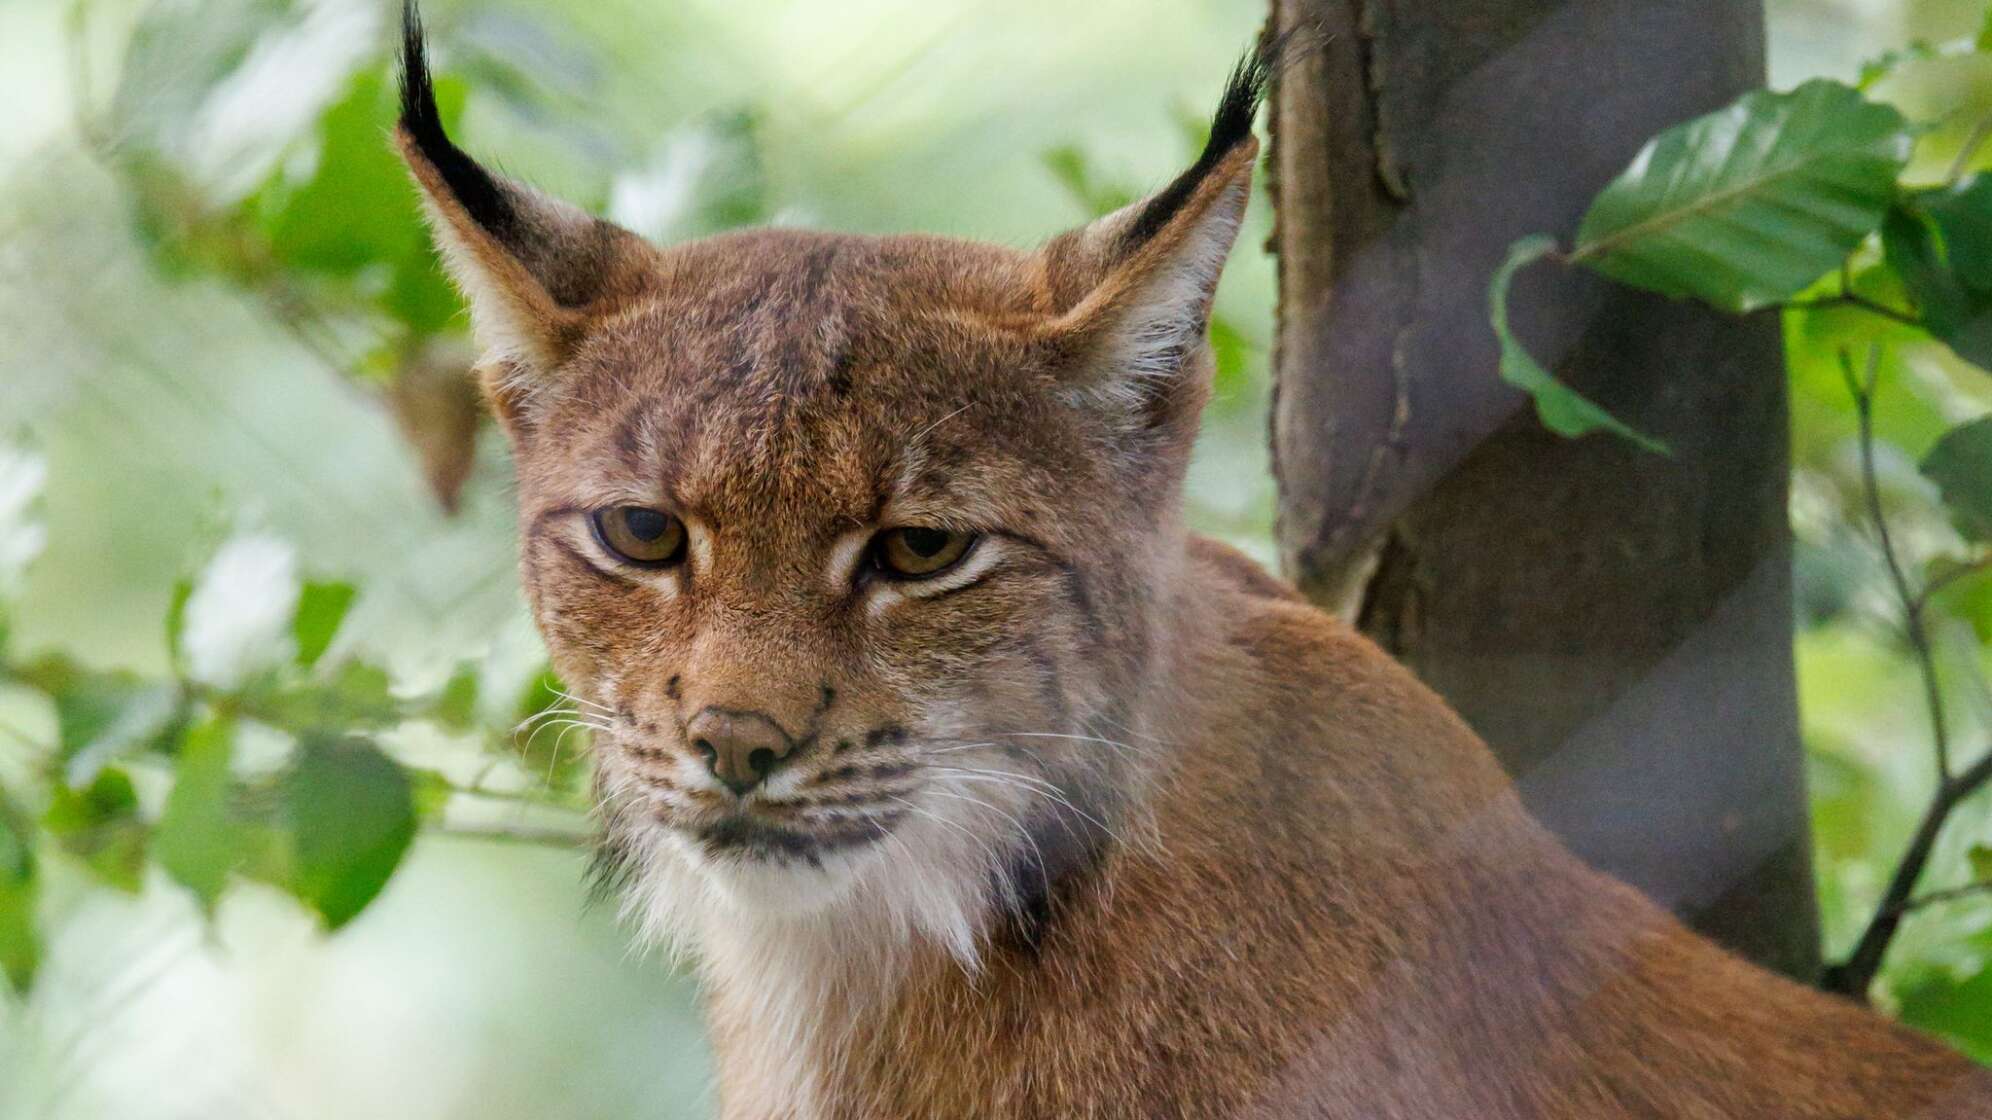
[1266,0,1821,978]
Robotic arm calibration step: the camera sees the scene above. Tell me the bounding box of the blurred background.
[1,0,1989,1116]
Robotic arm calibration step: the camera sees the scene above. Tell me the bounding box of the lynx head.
[397,5,1269,965]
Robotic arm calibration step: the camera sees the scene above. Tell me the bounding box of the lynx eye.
[592,507,687,567]
[872,527,976,579]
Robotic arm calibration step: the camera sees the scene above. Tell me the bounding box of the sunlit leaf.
[1896,945,1992,1064]
[278,737,415,929]
[1571,81,1912,312]
[43,768,148,893]
[430,662,480,733]
[1208,315,1256,411]
[1921,416,1992,541]
[181,532,300,688]
[263,70,411,271]
[1970,845,1992,884]
[1926,560,1992,642]
[164,576,194,668]
[258,69,467,337]
[1783,260,1952,465]
[0,788,35,995]
[292,581,356,669]
[1858,42,1940,91]
[0,444,47,598]
[154,717,246,911]
[1487,236,1668,453]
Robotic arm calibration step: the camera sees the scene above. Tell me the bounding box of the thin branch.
[1844,345,1952,780]
[1783,294,1923,328]
[1914,554,1992,615]
[1822,344,1992,999]
[428,821,591,849]
[1899,880,1992,916]
[1826,748,1992,997]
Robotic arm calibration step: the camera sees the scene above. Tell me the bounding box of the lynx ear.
[394,2,652,424]
[1037,46,1270,425]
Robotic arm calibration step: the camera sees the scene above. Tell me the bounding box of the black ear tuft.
[1122,32,1298,247]
[398,0,516,238]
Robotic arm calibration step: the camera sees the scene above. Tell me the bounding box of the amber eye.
[872,526,976,580]
[592,507,687,567]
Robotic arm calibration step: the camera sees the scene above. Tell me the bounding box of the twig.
[1842,345,1952,780]
[1783,294,1922,328]
[1899,880,1992,916]
[428,821,589,844]
[1947,109,1992,186]
[1822,345,1992,999]
[1825,749,1992,996]
[1914,555,1992,614]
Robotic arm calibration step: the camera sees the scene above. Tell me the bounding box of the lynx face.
[516,233,1171,929]
[398,8,1266,956]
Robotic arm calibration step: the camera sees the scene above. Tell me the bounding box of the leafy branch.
[1483,49,1992,1004]
[1818,347,1992,997]
[0,503,598,994]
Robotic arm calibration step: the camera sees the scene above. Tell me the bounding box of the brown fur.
[393,14,1989,1116]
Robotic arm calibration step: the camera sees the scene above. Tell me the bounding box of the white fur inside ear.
[1066,177,1249,412]
[412,198,579,398]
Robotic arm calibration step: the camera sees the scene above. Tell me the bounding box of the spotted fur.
[397,6,1990,1117]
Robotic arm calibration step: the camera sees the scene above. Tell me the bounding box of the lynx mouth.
[691,811,900,863]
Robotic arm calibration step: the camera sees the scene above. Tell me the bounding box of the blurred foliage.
[0,474,595,992]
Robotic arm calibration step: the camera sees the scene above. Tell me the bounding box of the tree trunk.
[1266,0,1821,978]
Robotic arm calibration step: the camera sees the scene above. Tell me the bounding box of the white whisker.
[922,787,1053,910]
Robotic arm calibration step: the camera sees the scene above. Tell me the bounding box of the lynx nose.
[686,708,795,796]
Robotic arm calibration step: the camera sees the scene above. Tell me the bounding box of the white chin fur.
[607,762,1064,1120]
[616,776,1038,975]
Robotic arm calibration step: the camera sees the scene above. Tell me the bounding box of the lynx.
[396,6,1990,1117]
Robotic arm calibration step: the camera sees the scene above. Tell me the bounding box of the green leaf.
[164,576,194,668]
[1886,177,1992,370]
[13,655,180,786]
[1571,80,1913,312]
[1488,236,1669,453]
[291,581,356,669]
[429,662,480,732]
[1208,315,1255,408]
[1921,416,1992,541]
[154,717,244,911]
[278,737,415,929]
[1896,951,1992,1063]
[43,768,148,893]
[244,659,400,735]
[1971,845,1992,884]
[1857,42,1939,91]
[0,789,35,995]
[262,71,427,275]
[257,70,466,337]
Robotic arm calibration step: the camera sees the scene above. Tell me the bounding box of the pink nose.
[685,708,795,795]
